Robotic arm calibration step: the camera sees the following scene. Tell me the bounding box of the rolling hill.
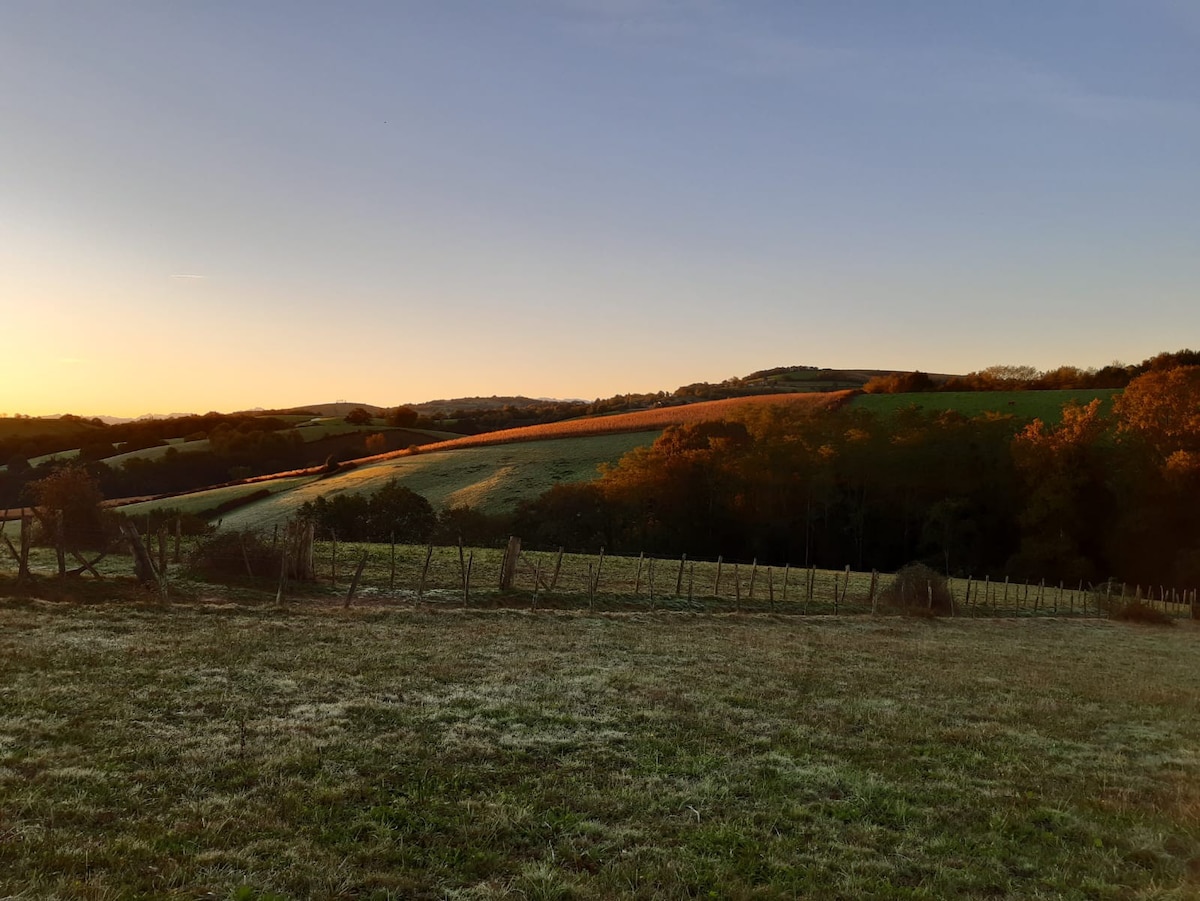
[120,392,850,528]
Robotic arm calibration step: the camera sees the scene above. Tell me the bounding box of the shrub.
[187,530,279,581]
[1110,600,1175,626]
[880,563,955,615]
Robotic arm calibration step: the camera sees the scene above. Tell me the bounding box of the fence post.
[464,551,474,606]
[418,544,433,598]
[389,533,396,591]
[550,547,564,591]
[714,556,723,597]
[500,536,521,590]
[344,549,368,609]
[634,552,644,595]
[593,547,605,602]
[676,553,686,596]
[748,559,758,601]
[782,563,790,603]
[869,569,878,614]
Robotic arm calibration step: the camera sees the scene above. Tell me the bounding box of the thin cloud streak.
[555,0,1197,128]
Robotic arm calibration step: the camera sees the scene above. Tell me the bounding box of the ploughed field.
[0,598,1196,899]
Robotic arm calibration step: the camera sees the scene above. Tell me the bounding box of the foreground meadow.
[0,601,1197,899]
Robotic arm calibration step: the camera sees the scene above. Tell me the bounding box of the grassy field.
[167,431,662,530]
[117,475,324,520]
[0,595,1196,900]
[851,389,1121,422]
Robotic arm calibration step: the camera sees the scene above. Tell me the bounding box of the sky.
[2,0,1198,417]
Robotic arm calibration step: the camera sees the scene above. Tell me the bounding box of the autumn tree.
[1008,400,1110,581]
[25,464,109,574]
[387,406,419,428]
[1109,366,1200,583]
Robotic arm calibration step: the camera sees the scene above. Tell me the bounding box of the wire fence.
[3,526,1196,620]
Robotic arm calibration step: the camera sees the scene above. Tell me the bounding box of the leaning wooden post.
[927,581,934,612]
[782,563,790,602]
[634,551,645,595]
[550,547,564,591]
[458,537,467,598]
[869,569,879,614]
[464,551,474,605]
[675,553,686,596]
[748,559,758,601]
[767,566,774,607]
[500,536,521,590]
[531,558,542,610]
[54,510,66,576]
[714,556,723,597]
[592,547,605,602]
[239,533,255,578]
[982,575,990,611]
[344,549,368,608]
[389,532,397,591]
[1002,576,1009,614]
[833,571,839,616]
[843,565,851,606]
[688,560,695,601]
[275,527,289,605]
[121,520,158,587]
[417,544,433,598]
[808,564,816,605]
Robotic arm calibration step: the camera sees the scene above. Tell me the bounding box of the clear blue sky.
[2,1,1197,416]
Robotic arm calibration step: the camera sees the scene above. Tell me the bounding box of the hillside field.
[0,598,1195,899]
[131,431,659,528]
[851,389,1121,421]
[117,392,850,527]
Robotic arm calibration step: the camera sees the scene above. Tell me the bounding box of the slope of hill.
[125,391,851,528]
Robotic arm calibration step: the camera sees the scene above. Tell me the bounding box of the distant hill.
[271,402,388,418]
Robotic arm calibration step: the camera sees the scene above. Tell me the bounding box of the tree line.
[511,364,1200,588]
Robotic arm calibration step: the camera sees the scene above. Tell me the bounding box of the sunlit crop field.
[0,595,1196,900]
[369,390,853,459]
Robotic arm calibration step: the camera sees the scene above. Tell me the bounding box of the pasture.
[138,392,849,528]
[851,389,1121,422]
[0,593,1195,900]
[172,431,660,529]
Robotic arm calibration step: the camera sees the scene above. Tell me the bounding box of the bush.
[1110,600,1175,626]
[187,530,279,581]
[879,563,955,615]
